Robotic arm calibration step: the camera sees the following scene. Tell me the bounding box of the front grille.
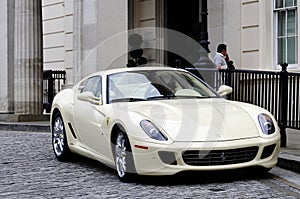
[182,146,259,166]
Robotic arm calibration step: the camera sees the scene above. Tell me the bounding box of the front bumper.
[130,135,280,176]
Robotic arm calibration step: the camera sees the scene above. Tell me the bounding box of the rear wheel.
[52,112,71,161]
[114,131,136,182]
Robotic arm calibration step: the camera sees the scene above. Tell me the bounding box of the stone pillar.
[0,0,15,114]
[0,0,44,121]
[73,0,83,84]
[14,0,43,115]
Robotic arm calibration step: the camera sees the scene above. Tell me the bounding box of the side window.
[81,76,102,97]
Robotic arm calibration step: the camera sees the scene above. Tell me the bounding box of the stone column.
[73,0,83,84]
[14,0,43,115]
[0,0,15,114]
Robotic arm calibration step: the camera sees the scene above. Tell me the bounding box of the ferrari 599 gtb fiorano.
[50,67,280,182]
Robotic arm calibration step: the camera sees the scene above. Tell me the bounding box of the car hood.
[126,99,260,142]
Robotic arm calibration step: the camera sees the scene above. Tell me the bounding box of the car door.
[73,76,108,157]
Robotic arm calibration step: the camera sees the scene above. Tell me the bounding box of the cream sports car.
[50,67,280,182]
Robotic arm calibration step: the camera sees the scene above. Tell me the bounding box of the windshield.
[107,70,219,103]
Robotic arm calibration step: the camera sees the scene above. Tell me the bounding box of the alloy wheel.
[53,116,65,157]
[115,132,127,178]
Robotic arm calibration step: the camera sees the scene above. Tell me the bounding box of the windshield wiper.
[110,98,146,103]
[147,95,217,101]
[111,95,217,103]
[146,95,175,101]
[176,96,212,99]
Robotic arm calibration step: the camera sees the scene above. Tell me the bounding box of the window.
[81,76,102,97]
[274,0,298,66]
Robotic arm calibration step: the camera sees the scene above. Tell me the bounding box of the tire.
[114,131,136,182]
[52,112,71,161]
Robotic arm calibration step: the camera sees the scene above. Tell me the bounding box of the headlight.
[140,120,168,141]
[258,114,276,135]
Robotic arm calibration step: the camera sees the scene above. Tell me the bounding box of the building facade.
[42,0,300,86]
[0,0,299,119]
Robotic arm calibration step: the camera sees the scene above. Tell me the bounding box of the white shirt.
[213,53,227,69]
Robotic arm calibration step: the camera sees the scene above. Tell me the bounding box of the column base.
[0,114,50,122]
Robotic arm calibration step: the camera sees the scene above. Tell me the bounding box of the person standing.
[213,44,228,70]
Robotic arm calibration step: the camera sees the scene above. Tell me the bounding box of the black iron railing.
[221,69,281,120]
[187,64,300,147]
[287,73,300,129]
[43,70,66,113]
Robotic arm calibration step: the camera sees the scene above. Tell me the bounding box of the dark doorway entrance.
[164,0,200,68]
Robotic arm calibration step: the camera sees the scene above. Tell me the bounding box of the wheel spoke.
[59,139,64,152]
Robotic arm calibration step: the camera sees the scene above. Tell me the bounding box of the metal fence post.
[47,70,54,113]
[225,69,233,100]
[279,63,288,147]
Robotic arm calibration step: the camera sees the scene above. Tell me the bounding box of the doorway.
[164,0,200,67]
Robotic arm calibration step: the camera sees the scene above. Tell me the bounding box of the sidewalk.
[0,121,299,173]
[277,129,300,173]
[0,121,50,132]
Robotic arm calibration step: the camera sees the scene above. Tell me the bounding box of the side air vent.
[158,151,177,165]
[68,123,77,139]
[261,144,276,159]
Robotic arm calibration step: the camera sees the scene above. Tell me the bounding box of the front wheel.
[114,131,136,182]
[52,113,71,161]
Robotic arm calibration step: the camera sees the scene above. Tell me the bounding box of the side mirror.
[77,91,102,105]
[218,85,232,97]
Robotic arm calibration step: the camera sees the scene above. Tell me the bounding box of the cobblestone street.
[1,131,300,198]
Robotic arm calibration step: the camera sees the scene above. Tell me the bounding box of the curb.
[277,153,300,174]
[0,122,50,133]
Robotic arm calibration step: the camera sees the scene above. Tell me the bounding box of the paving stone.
[0,131,299,198]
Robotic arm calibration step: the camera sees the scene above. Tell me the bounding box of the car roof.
[88,66,186,77]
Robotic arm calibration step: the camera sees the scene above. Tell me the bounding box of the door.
[73,76,108,157]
